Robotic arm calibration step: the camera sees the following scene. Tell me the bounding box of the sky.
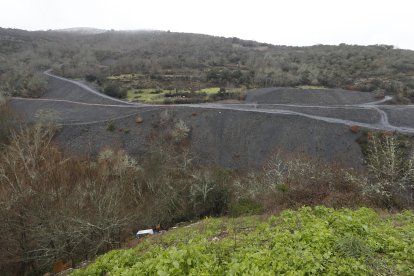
[1,0,413,50]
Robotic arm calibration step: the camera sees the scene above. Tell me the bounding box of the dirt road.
[8,71,414,168]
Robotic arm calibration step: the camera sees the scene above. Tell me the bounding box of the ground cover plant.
[72,206,414,275]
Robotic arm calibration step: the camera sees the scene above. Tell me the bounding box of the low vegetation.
[125,86,246,104]
[73,207,414,275]
[0,105,413,274]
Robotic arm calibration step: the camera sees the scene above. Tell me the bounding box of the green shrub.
[229,198,263,217]
[103,82,127,98]
[334,235,372,259]
[106,120,115,132]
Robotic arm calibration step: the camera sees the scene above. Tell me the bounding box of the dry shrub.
[362,133,414,208]
[0,124,145,274]
[237,152,366,212]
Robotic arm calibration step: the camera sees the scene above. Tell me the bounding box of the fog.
[1,0,413,49]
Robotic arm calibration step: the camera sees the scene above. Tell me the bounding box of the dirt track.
[9,72,414,168]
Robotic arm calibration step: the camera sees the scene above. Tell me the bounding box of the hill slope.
[72,207,414,275]
[1,28,414,102]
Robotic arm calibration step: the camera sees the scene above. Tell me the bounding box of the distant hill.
[1,27,414,102]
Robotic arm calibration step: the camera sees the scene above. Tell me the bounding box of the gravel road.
[8,72,414,168]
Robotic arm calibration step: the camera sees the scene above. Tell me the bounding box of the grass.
[198,87,220,94]
[107,74,142,81]
[297,85,327,90]
[106,73,249,104]
[126,87,246,104]
[72,206,414,275]
[127,89,171,103]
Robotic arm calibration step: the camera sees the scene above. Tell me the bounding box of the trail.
[9,71,414,134]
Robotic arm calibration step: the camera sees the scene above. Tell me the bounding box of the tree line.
[1,28,414,102]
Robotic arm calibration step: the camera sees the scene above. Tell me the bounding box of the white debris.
[136,229,154,238]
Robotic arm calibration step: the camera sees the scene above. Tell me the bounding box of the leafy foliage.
[73,207,414,275]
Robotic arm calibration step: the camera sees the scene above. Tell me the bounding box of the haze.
[1,0,413,49]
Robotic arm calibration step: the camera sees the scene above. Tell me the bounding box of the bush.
[189,170,231,218]
[85,74,97,82]
[171,120,190,143]
[228,198,263,217]
[247,153,365,210]
[106,120,115,131]
[103,82,127,98]
[362,133,414,208]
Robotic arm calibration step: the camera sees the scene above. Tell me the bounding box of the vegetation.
[0,93,14,145]
[1,106,413,274]
[2,27,414,274]
[73,207,414,275]
[2,28,414,102]
[362,132,414,208]
[126,86,245,104]
[103,82,127,99]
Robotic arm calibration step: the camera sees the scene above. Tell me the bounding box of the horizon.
[1,0,413,50]
[4,26,413,51]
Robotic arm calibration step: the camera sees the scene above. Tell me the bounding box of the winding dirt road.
[11,71,414,134]
[8,71,414,168]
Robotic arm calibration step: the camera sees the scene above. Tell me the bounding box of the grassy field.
[106,73,247,104]
[72,206,414,275]
[127,87,246,104]
[127,88,172,103]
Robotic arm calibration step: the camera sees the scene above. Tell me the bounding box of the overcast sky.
[1,0,413,50]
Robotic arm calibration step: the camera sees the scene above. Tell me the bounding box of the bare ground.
[9,74,414,168]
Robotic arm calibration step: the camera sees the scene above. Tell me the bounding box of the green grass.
[297,85,327,90]
[72,206,414,275]
[107,74,247,104]
[127,88,171,103]
[198,87,220,94]
[126,87,246,104]
[127,89,171,103]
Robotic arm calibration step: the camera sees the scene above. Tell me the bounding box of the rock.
[135,116,144,124]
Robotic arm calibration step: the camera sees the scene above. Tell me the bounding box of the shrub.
[106,120,115,131]
[362,133,414,208]
[171,120,190,143]
[229,198,263,217]
[34,109,62,131]
[189,170,231,217]
[334,235,372,259]
[103,82,127,98]
[239,152,365,210]
[85,74,97,82]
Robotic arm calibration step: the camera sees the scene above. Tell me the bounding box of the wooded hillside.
[1,28,414,102]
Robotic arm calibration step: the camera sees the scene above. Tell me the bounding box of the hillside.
[2,27,414,275]
[72,207,414,275]
[1,28,414,102]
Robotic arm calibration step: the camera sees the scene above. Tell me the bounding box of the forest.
[1,28,414,102]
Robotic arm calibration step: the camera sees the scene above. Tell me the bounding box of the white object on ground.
[136,229,154,237]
